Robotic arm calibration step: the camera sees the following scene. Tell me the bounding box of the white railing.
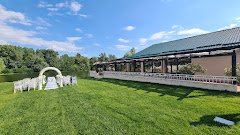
[90,71,237,85]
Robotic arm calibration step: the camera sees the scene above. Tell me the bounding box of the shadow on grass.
[87,78,240,100]
[190,113,240,127]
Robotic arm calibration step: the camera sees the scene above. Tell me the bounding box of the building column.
[132,61,136,72]
[170,62,173,73]
[126,63,130,72]
[232,50,237,84]
[152,60,154,73]
[176,58,179,73]
[114,63,117,71]
[141,61,144,73]
[162,59,168,73]
[120,63,122,71]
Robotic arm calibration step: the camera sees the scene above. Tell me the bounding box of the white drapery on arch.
[38,67,63,90]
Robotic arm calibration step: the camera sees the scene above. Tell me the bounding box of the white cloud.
[138,26,209,46]
[35,17,51,27]
[177,28,209,35]
[0,22,82,52]
[139,38,148,45]
[55,2,68,8]
[150,31,169,40]
[38,1,86,17]
[218,24,238,31]
[75,28,82,32]
[36,26,47,31]
[118,38,129,43]
[47,7,59,11]
[124,25,135,31]
[0,4,31,25]
[0,5,82,53]
[38,1,53,8]
[66,37,82,42]
[160,0,173,3]
[236,17,240,22]
[93,43,100,47]
[0,39,8,44]
[86,34,93,38]
[70,1,82,14]
[115,45,131,51]
[79,14,88,18]
[171,25,182,29]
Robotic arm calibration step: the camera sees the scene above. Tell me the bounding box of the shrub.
[12,67,33,73]
[179,63,206,75]
[0,58,5,73]
[224,64,240,82]
[1,68,13,74]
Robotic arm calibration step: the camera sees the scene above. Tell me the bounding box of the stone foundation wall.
[90,71,239,92]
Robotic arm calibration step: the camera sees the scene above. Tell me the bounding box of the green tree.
[89,57,98,70]
[0,58,6,73]
[124,47,136,58]
[23,48,36,68]
[37,49,59,67]
[0,45,91,73]
[59,54,75,71]
[99,53,108,62]
[74,53,89,71]
[32,57,49,72]
[108,54,117,61]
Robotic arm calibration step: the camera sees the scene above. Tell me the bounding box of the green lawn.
[0,78,239,135]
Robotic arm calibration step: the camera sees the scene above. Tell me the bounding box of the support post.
[232,50,237,84]
[120,63,122,71]
[126,63,130,72]
[162,59,168,73]
[133,61,136,72]
[170,62,173,73]
[104,64,107,71]
[152,60,154,73]
[176,58,179,73]
[141,61,144,73]
[114,63,117,71]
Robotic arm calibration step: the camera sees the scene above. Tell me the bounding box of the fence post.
[232,50,237,85]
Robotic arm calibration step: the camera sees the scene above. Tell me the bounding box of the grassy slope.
[0,78,239,135]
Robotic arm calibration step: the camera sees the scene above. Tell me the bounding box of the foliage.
[124,47,136,58]
[0,79,239,134]
[179,63,206,75]
[0,45,121,73]
[12,67,32,73]
[1,68,12,74]
[89,57,98,70]
[0,45,90,73]
[108,54,117,61]
[224,64,240,82]
[74,53,89,71]
[0,58,5,73]
[98,53,108,62]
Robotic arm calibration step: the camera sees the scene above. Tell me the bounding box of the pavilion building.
[91,27,240,92]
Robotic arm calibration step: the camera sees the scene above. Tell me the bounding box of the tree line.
[0,45,136,74]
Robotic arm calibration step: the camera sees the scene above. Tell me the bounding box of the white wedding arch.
[38,67,63,90]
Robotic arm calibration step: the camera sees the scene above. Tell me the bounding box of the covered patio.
[91,27,240,92]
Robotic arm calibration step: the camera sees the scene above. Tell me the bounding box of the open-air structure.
[91,27,240,92]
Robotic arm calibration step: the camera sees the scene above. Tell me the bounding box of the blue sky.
[0,0,240,58]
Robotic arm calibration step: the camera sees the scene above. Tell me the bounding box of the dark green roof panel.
[132,27,240,58]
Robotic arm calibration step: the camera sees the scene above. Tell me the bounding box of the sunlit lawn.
[0,78,239,134]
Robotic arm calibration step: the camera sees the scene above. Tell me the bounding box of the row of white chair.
[14,76,78,93]
[14,77,39,94]
[62,76,77,86]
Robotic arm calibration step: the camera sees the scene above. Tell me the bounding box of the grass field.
[0,78,239,134]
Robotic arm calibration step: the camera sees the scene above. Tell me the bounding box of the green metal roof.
[131,27,240,59]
